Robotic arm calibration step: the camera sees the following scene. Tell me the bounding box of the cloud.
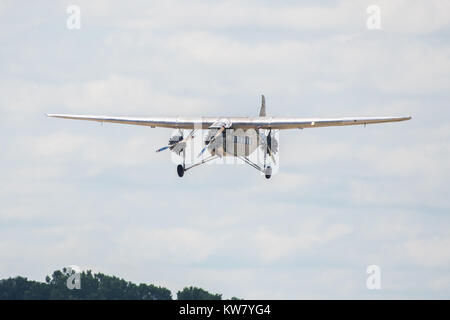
[80,0,450,35]
[405,237,450,268]
[252,221,353,263]
[115,227,219,264]
[1,0,450,299]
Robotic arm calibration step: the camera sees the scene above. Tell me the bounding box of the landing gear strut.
[177,154,219,178]
[237,156,273,179]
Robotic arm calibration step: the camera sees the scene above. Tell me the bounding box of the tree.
[0,277,50,300]
[177,286,222,300]
[0,269,233,300]
[0,269,172,300]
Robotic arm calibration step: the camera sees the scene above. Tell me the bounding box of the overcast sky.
[1,0,450,299]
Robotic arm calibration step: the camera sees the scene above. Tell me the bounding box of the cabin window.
[234,136,251,144]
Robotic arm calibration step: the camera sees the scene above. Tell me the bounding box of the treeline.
[0,268,238,300]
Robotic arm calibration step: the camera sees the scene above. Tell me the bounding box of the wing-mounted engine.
[168,134,185,155]
[259,130,278,154]
[257,129,278,166]
[156,129,195,154]
[267,130,278,154]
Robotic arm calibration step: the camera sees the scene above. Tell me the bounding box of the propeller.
[156,129,195,153]
[198,126,225,157]
[156,145,170,153]
[257,129,276,164]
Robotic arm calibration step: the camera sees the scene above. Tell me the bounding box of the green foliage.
[0,269,171,300]
[177,286,222,300]
[0,277,50,300]
[0,269,236,300]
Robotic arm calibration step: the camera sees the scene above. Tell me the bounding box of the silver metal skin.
[203,128,260,158]
[46,114,411,130]
[47,96,411,178]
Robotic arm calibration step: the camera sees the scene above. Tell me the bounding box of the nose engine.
[204,130,224,156]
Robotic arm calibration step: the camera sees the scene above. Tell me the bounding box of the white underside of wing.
[46,114,215,129]
[47,114,411,130]
[265,116,412,129]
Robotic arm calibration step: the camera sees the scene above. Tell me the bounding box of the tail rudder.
[259,94,266,117]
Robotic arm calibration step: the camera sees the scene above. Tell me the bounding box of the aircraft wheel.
[177,165,185,177]
[265,166,272,179]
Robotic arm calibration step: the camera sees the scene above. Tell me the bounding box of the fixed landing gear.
[177,154,219,178]
[177,164,184,177]
[178,146,186,177]
[265,166,272,179]
[237,156,273,179]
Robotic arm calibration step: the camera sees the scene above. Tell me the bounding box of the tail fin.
[259,94,266,117]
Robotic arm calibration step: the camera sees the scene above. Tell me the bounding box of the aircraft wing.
[257,116,412,129]
[47,114,411,130]
[46,114,216,129]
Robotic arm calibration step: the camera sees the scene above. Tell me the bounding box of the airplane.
[47,95,411,179]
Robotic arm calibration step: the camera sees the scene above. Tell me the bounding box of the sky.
[0,0,449,299]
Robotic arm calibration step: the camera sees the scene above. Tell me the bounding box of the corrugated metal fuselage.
[207,129,260,157]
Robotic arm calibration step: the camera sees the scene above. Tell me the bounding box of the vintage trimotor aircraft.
[47,95,411,179]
